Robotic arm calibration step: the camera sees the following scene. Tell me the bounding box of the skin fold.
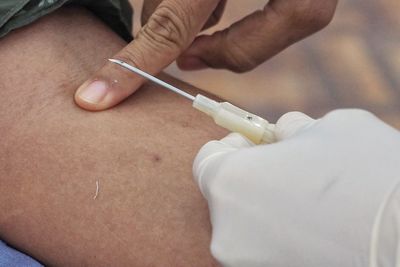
[0,6,225,266]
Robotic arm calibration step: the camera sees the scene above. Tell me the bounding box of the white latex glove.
[193,109,400,267]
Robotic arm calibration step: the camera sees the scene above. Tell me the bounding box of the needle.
[108,58,276,144]
[108,59,196,101]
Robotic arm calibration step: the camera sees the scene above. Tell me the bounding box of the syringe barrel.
[193,94,275,144]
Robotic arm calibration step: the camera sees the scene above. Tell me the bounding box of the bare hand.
[75,0,337,111]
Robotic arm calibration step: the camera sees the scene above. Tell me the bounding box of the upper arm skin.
[0,7,224,266]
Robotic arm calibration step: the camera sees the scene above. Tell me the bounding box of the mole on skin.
[153,154,162,163]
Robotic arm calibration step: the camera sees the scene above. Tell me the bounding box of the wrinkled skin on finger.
[141,0,227,30]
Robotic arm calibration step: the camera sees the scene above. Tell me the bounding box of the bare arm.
[0,6,224,266]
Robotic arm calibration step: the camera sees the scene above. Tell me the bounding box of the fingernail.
[77,80,108,104]
[178,56,208,70]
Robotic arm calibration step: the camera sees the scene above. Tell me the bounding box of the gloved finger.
[177,0,337,72]
[275,111,316,141]
[74,0,219,111]
[193,133,254,197]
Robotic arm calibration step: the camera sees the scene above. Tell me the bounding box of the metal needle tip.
[108,59,196,101]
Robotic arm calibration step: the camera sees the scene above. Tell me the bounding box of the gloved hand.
[193,109,400,267]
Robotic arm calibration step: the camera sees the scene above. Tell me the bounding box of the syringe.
[108,59,276,144]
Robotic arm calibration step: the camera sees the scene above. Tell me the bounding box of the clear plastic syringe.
[108,59,276,144]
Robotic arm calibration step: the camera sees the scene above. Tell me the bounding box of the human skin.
[0,6,225,266]
[74,0,338,111]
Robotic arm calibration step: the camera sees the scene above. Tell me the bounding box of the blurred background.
[130,0,400,128]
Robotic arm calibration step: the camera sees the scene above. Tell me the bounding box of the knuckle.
[222,39,258,73]
[141,4,189,51]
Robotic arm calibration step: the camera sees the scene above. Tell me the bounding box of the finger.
[75,0,219,111]
[141,0,226,31]
[275,111,315,141]
[193,133,254,197]
[177,0,338,72]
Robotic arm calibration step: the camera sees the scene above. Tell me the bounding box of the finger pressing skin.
[177,0,338,72]
[75,0,219,111]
